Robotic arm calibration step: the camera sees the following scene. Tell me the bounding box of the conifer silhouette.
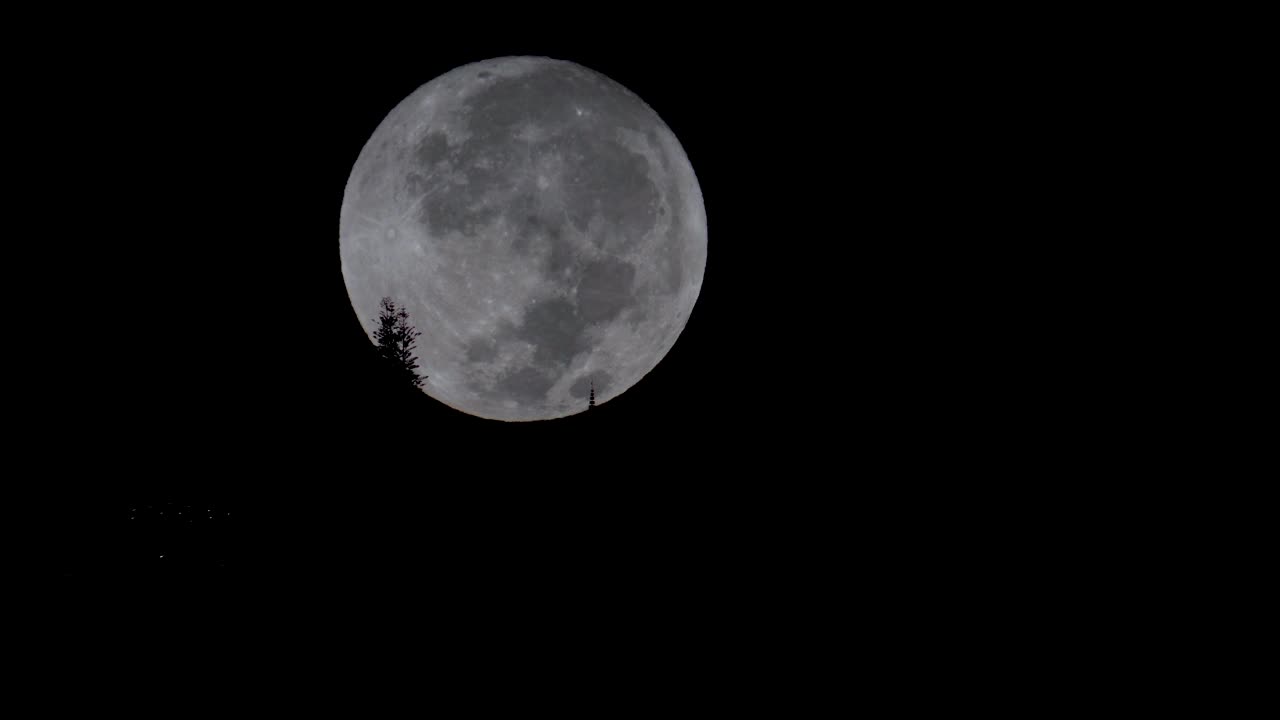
[373,297,424,390]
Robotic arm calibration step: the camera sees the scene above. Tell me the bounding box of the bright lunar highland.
[339,57,707,420]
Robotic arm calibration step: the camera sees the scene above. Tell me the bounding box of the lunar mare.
[340,57,706,421]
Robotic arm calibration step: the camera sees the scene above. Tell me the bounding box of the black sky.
[29,18,1031,592]
[33,28,794,583]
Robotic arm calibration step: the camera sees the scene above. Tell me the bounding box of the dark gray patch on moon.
[462,66,607,141]
[655,232,684,294]
[626,305,651,329]
[560,132,658,246]
[518,296,590,367]
[545,228,574,276]
[466,338,498,363]
[496,365,555,404]
[664,248,683,293]
[414,132,451,169]
[404,171,429,198]
[577,258,637,324]
[408,64,660,254]
[646,130,667,168]
[475,272,637,407]
[506,193,571,273]
[657,177,689,293]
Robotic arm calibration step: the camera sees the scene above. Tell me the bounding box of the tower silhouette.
[588,380,595,410]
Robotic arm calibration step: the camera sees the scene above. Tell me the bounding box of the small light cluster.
[129,502,232,523]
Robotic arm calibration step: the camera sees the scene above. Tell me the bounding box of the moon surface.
[339,57,706,421]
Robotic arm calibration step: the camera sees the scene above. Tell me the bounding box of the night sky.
[36,18,1001,597]
[42,28,781,589]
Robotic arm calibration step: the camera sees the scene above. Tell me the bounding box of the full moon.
[339,57,707,420]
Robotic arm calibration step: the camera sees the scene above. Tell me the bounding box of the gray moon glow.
[339,57,707,421]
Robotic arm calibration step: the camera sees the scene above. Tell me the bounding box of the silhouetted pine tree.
[589,379,595,410]
[373,297,424,390]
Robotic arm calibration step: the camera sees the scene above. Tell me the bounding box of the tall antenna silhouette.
[588,379,595,410]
